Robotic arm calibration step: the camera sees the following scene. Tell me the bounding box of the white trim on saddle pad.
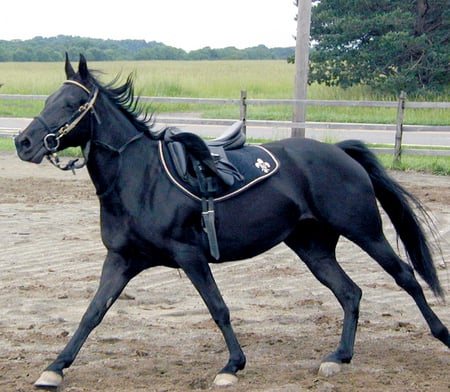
[158,141,280,202]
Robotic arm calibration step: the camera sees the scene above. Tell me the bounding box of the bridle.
[35,78,147,195]
[36,80,100,173]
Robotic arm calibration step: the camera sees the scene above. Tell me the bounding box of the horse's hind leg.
[285,221,362,376]
[356,234,450,347]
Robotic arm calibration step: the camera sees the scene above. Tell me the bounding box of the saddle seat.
[205,121,246,150]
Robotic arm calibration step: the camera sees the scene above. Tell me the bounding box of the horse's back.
[264,137,372,186]
[263,138,380,229]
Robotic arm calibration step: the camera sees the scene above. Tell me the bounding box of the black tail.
[337,140,444,299]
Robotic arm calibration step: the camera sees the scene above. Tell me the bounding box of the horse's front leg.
[183,261,246,386]
[34,250,139,389]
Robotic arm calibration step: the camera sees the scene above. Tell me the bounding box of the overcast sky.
[2,1,297,51]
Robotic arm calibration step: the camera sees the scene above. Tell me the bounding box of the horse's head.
[15,54,98,164]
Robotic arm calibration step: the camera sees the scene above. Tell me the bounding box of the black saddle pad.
[159,141,279,201]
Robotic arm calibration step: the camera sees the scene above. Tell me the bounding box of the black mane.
[88,71,154,134]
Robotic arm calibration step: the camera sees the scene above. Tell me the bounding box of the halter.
[37,80,100,173]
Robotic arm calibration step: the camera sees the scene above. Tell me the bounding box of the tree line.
[306,0,449,95]
[0,36,295,62]
[2,0,448,96]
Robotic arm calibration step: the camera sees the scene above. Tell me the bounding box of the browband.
[63,80,91,94]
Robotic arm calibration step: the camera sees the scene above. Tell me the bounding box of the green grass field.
[1,61,448,174]
[0,60,448,124]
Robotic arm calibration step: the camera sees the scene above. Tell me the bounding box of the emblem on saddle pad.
[255,158,271,173]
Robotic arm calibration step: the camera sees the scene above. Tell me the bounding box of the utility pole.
[292,0,312,138]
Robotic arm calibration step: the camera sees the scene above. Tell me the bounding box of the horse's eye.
[64,102,78,110]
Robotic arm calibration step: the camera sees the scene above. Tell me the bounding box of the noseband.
[37,80,100,173]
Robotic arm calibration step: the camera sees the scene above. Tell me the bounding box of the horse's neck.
[87,102,150,198]
[92,103,143,152]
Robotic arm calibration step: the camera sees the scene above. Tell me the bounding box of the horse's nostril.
[20,137,31,149]
[15,134,32,152]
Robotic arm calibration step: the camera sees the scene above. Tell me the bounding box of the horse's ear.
[78,54,89,80]
[65,52,75,78]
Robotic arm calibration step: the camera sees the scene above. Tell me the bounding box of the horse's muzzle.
[14,132,47,163]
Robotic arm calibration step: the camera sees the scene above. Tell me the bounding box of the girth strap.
[192,158,221,260]
[201,197,220,260]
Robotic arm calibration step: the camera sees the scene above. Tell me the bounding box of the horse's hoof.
[318,362,341,377]
[213,372,238,387]
[34,371,63,389]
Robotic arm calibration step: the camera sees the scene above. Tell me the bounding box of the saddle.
[159,121,279,260]
[164,121,246,192]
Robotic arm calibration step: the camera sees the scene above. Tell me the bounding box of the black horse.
[15,55,448,389]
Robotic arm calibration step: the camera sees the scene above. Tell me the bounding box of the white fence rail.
[1,92,449,160]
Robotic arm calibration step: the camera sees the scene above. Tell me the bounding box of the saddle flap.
[167,141,188,180]
[209,146,244,186]
[169,132,218,176]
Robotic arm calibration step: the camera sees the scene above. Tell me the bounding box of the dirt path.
[0,151,449,392]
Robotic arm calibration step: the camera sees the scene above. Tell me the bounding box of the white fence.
[1,92,449,161]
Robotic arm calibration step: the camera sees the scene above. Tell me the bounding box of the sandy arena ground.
[0,150,449,391]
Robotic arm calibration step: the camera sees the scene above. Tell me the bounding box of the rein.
[39,80,100,173]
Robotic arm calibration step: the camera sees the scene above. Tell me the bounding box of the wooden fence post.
[292,0,312,138]
[394,91,407,165]
[240,89,247,134]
